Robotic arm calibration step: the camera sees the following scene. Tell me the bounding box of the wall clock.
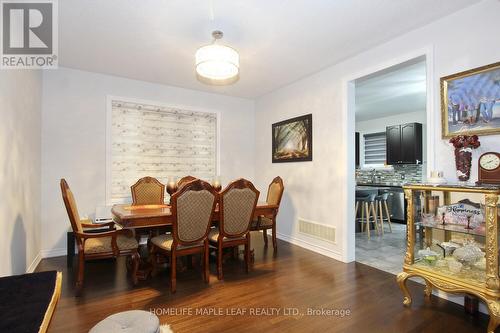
[477,152,500,185]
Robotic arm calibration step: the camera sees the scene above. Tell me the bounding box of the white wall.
[356,110,427,166]
[254,0,500,261]
[41,68,255,255]
[0,70,42,276]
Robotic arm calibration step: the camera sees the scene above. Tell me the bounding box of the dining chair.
[60,179,140,296]
[209,179,259,280]
[250,176,284,251]
[177,175,198,190]
[131,176,165,205]
[149,179,217,293]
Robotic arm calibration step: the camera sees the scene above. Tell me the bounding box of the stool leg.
[360,202,365,232]
[370,202,379,235]
[378,200,384,234]
[384,200,392,232]
[355,201,359,220]
[365,202,370,239]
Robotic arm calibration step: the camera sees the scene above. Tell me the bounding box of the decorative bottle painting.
[441,61,500,138]
[272,114,312,163]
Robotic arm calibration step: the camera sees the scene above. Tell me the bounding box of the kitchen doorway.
[351,55,430,274]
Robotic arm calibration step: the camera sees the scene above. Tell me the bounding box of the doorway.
[342,50,435,273]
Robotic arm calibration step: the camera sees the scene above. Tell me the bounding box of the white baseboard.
[41,248,67,258]
[26,252,42,273]
[276,232,343,261]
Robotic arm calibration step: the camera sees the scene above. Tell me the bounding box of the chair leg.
[131,251,140,286]
[355,201,359,219]
[272,224,277,251]
[150,246,158,277]
[365,202,370,239]
[384,200,393,232]
[263,229,268,247]
[245,235,251,273]
[76,252,85,296]
[170,252,177,293]
[217,243,224,280]
[203,241,209,284]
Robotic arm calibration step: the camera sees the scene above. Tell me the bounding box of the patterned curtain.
[110,100,217,203]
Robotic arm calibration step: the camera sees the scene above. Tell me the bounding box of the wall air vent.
[298,218,336,243]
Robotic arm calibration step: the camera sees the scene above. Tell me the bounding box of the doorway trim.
[341,46,435,262]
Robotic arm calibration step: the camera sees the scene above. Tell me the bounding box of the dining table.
[110,201,279,280]
[111,201,279,229]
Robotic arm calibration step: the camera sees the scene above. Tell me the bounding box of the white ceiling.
[58,0,480,99]
[355,58,427,121]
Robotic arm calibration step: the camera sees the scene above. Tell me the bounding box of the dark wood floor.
[37,233,490,333]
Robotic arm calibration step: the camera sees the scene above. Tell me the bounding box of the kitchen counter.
[356,182,404,188]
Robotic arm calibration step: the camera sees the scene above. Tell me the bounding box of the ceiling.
[355,58,427,121]
[58,0,480,99]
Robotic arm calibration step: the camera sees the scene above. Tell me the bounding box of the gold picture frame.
[441,61,500,138]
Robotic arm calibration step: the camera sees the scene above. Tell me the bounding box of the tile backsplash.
[356,164,423,184]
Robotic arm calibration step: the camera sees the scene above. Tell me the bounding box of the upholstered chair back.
[60,179,83,233]
[177,175,198,190]
[131,177,165,205]
[220,179,259,237]
[172,179,217,244]
[266,176,284,206]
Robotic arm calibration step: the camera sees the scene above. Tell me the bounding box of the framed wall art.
[272,114,312,163]
[441,61,500,138]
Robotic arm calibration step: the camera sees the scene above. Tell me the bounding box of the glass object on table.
[166,176,178,202]
[212,176,222,192]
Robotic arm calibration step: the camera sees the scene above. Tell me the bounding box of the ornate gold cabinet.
[397,183,500,333]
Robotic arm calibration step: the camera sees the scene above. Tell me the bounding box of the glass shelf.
[411,260,486,286]
[419,221,486,237]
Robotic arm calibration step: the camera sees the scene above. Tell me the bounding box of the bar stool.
[355,193,379,239]
[375,192,392,234]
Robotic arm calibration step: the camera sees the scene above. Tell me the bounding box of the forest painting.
[272,114,312,163]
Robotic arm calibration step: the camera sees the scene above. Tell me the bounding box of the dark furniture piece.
[61,179,140,295]
[0,271,62,333]
[149,179,217,293]
[386,122,422,165]
[209,179,259,280]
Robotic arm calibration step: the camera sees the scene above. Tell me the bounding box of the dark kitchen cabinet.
[386,122,422,165]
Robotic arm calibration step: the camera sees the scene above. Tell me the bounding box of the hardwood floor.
[36,233,490,333]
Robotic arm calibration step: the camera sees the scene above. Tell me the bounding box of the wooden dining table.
[110,201,279,280]
[111,201,279,229]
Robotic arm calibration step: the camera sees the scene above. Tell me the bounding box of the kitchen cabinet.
[386,122,422,165]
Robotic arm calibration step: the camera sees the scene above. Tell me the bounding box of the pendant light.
[195,30,239,84]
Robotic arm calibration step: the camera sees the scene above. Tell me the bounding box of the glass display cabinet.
[397,183,500,333]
